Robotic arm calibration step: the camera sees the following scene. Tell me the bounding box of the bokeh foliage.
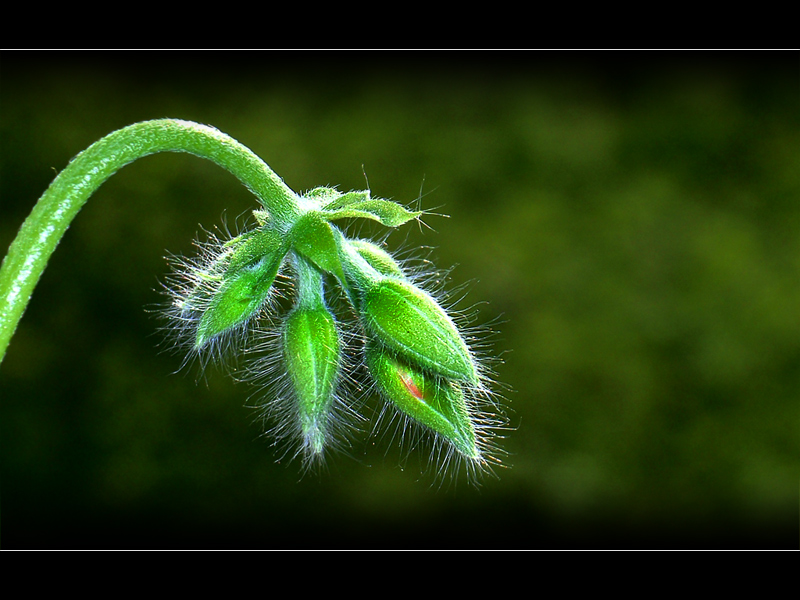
[1,52,797,548]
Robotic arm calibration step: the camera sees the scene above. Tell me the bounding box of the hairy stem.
[0,119,301,364]
[292,252,326,311]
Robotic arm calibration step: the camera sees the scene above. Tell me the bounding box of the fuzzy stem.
[0,119,301,364]
[333,227,382,296]
[292,252,327,311]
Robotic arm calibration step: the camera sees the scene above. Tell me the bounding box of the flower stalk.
[1,119,300,362]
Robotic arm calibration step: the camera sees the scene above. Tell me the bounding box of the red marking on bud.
[398,368,425,401]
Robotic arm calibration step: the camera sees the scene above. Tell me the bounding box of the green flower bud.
[283,305,341,458]
[361,278,477,383]
[195,242,283,350]
[366,342,479,460]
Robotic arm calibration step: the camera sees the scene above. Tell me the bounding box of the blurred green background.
[1,51,798,549]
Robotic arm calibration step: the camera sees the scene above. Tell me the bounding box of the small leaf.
[290,212,345,282]
[321,190,370,211]
[324,197,422,227]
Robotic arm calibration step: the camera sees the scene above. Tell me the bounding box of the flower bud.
[361,278,477,383]
[283,306,341,457]
[195,250,282,350]
[366,342,479,460]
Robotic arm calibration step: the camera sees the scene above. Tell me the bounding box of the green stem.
[292,252,327,311]
[334,228,382,295]
[0,118,301,364]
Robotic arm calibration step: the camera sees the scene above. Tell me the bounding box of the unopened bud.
[361,278,477,383]
[283,306,341,457]
[195,248,282,350]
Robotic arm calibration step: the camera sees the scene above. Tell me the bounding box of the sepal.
[289,212,346,283]
[319,189,422,227]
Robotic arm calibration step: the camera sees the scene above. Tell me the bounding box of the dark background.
[1,51,798,549]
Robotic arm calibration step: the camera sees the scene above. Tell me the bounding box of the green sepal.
[321,190,422,227]
[195,252,282,349]
[366,342,479,459]
[283,307,341,456]
[361,278,478,383]
[320,190,370,211]
[290,212,345,283]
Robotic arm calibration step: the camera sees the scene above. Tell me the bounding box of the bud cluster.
[164,186,505,481]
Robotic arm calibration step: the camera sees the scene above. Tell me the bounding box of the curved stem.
[0,119,301,364]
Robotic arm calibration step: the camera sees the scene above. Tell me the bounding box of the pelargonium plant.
[0,119,506,483]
